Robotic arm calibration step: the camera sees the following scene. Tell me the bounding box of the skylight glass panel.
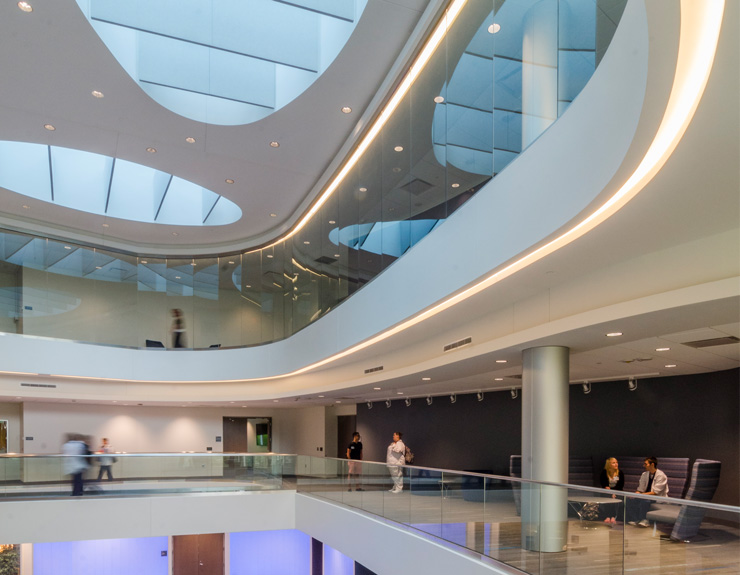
[75,0,367,125]
[0,141,241,226]
[51,147,112,213]
[0,141,52,202]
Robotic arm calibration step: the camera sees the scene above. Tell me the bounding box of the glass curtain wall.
[0,0,625,348]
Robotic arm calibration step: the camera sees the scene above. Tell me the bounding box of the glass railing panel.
[407,466,445,540]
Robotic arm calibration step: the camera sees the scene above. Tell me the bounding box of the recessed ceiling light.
[22,205,30,209]
[241,405,247,408]
[190,262,197,266]
[175,276,181,279]
[185,137,196,144]
[335,400,342,404]
[606,332,623,337]
[488,23,501,34]
[394,146,404,152]
[341,106,352,114]
[495,359,507,364]
[494,377,504,381]
[245,284,252,288]
[359,187,367,192]
[91,90,104,98]
[656,347,670,351]
[451,183,460,188]
[328,220,336,224]
[396,392,403,395]
[318,395,325,398]
[392,167,401,173]
[225,179,234,184]
[373,387,381,390]
[334,254,340,258]
[146,147,157,153]
[95,266,102,270]
[273,399,279,402]
[64,246,72,250]
[422,377,431,381]
[303,241,310,245]
[17,2,32,12]
[433,96,445,103]
[44,124,55,131]
[665,364,677,368]
[141,260,148,264]
[228,261,235,265]
[171,232,178,236]
[270,213,277,218]
[269,141,280,148]
[267,254,273,259]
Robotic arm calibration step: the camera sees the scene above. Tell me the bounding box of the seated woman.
[600,457,625,524]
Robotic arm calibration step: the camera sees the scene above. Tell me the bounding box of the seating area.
[507,455,722,541]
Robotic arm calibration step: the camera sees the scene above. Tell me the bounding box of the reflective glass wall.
[0,0,626,349]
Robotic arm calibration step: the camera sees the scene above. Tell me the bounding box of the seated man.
[627,456,668,526]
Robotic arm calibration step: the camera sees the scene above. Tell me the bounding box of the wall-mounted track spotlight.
[405,397,412,407]
[510,389,518,399]
[450,393,456,404]
[385,399,392,408]
[366,401,373,409]
[582,382,591,394]
[477,391,484,402]
[628,377,637,391]
[426,396,433,406]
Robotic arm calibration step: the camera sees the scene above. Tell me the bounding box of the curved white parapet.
[0,0,732,399]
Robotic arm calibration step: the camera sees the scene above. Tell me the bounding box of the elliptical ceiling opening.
[76,0,368,125]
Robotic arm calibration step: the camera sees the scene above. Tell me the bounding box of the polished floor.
[300,479,740,575]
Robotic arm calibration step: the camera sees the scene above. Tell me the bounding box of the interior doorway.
[337,415,356,460]
[222,417,272,453]
[172,533,224,575]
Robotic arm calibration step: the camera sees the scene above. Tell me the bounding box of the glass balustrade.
[0,0,627,349]
[0,453,738,574]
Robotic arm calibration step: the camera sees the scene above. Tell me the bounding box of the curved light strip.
[256,0,468,251]
[0,0,723,386]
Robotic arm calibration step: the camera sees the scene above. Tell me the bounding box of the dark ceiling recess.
[683,336,740,348]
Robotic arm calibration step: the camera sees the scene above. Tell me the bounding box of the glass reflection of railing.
[1,453,738,575]
[0,453,287,498]
[0,0,627,350]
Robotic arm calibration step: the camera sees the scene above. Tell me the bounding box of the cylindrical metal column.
[521,346,569,552]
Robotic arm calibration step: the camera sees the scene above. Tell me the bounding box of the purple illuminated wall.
[323,544,353,575]
[33,537,168,575]
[230,530,310,575]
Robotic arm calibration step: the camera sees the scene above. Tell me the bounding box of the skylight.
[0,141,242,226]
[75,0,367,125]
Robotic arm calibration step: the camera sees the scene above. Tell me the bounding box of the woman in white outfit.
[386,432,406,493]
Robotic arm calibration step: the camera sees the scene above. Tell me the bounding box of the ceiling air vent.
[364,365,384,374]
[619,357,653,364]
[684,336,740,348]
[315,255,337,265]
[21,382,57,388]
[444,336,472,352]
[400,178,434,196]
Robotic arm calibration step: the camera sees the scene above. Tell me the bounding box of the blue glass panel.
[0,141,51,202]
[558,50,596,103]
[447,53,493,112]
[156,178,203,225]
[286,0,357,21]
[204,195,242,225]
[51,147,111,213]
[559,0,596,50]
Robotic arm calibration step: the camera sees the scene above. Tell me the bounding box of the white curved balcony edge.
[0,0,730,399]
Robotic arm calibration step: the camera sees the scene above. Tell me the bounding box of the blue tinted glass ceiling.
[75,0,367,125]
[0,141,241,226]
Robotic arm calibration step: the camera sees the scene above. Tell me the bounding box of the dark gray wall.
[356,368,739,506]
